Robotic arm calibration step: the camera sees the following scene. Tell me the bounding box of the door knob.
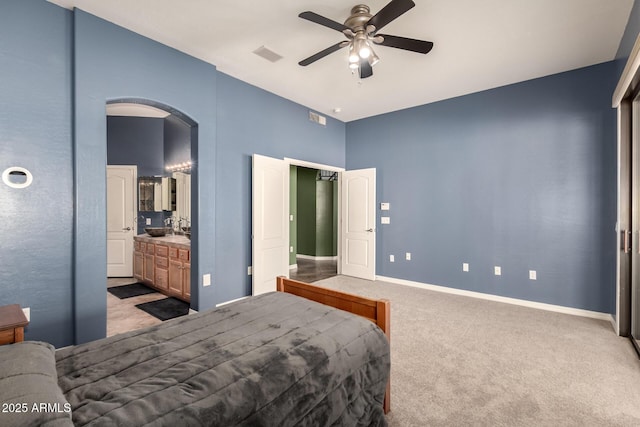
[366,228,374,232]
[122,227,132,231]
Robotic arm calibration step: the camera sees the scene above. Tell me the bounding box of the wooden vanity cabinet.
[168,247,190,301]
[133,241,144,282]
[133,237,190,302]
[143,243,155,284]
[154,245,169,291]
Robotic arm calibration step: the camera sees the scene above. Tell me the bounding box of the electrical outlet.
[247,266,252,276]
[290,246,294,253]
[381,216,390,224]
[463,263,469,272]
[203,273,211,286]
[494,266,501,276]
[406,252,411,261]
[529,270,537,280]
[22,307,30,321]
[146,218,151,225]
[390,254,395,262]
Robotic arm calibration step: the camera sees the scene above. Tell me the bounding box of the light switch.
[381,202,390,211]
[203,273,211,286]
[146,218,151,225]
[381,216,390,224]
[390,255,395,262]
[529,270,537,280]
[494,266,501,276]
[463,263,469,272]
[290,215,294,221]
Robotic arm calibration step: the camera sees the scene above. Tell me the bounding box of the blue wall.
[107,116,168,233]
[164,115,191,168]
[346,61,618,313]
[0,0,73,347]
[215,73,345,303]
[107,116,165,176]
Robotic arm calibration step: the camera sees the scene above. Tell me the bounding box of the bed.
[0,277,390,426]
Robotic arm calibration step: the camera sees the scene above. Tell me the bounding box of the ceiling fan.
[298,0,433,79]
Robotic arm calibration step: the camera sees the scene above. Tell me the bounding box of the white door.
[341,168,376,280]
[252,154,289,295]
[107,166,136,277]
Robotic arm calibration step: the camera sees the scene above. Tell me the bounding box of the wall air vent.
[252,45,283,63]
[309,111,327,126]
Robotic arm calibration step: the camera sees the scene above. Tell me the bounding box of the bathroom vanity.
[133,234,190,302]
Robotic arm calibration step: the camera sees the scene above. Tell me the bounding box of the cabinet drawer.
[146,243,155,254]
[156,245,168,257]
[178,249,190,262]
[139,242,146,252]
[155,268,168,290]
[156,256,169,268]
[169,247,179,258]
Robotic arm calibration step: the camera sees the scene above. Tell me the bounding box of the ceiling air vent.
[309,111,326,126]
[252,45,283,63]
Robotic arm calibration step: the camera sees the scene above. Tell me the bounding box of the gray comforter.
[56,292,390,426]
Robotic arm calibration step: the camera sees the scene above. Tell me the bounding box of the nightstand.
[0,304,29,345]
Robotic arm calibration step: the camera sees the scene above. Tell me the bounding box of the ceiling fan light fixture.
[348,44,360,63]
[359,42,371,59]
[369,50,380,66]
[353,33,371,59]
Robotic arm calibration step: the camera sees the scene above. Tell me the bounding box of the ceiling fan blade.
[359,60,373,79]
[375,34,434,54]
[367,0,416,33]
[299,11,349,32]
[299,42,348,66]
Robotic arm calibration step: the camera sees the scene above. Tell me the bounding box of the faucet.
[164,216,175,234]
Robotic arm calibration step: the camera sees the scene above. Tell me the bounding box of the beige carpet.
[314,276,640,427]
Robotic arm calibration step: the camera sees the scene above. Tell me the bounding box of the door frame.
[613,33,640,337]
[106,164,137,277]
[285,158,347,276]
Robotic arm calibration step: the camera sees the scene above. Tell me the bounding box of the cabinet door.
[168,258,184,297]
[133,251,144,282]
[144,253,155,283]
[155,267,169,290]
[182,262,191,301]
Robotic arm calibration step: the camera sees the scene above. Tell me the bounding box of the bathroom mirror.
[139,176,175,212]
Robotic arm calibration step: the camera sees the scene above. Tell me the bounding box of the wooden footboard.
[276,276,391,414]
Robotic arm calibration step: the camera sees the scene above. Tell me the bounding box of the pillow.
[0,341,73,426]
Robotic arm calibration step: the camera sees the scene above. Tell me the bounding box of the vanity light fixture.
[166,161,192,173]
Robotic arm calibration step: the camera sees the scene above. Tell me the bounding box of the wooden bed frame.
[276,276,391,414]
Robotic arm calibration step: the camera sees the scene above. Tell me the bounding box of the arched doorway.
[105,98,198,335]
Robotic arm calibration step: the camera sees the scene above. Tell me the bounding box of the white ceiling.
[48,0,633,122]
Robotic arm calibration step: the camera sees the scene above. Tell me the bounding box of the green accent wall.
[297,167,317,256]
[315,180,334,256]
[295,167,337,258]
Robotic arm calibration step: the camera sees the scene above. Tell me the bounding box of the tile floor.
[107,277,164,336]
[289,257,337,283]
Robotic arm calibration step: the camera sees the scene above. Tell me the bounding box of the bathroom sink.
[145,227,171,237]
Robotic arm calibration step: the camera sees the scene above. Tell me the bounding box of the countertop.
[135,233,190,248]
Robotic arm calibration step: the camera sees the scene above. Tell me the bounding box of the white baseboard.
[376,275,615,324]
[296,254,338,261]
[216,296,249,307]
